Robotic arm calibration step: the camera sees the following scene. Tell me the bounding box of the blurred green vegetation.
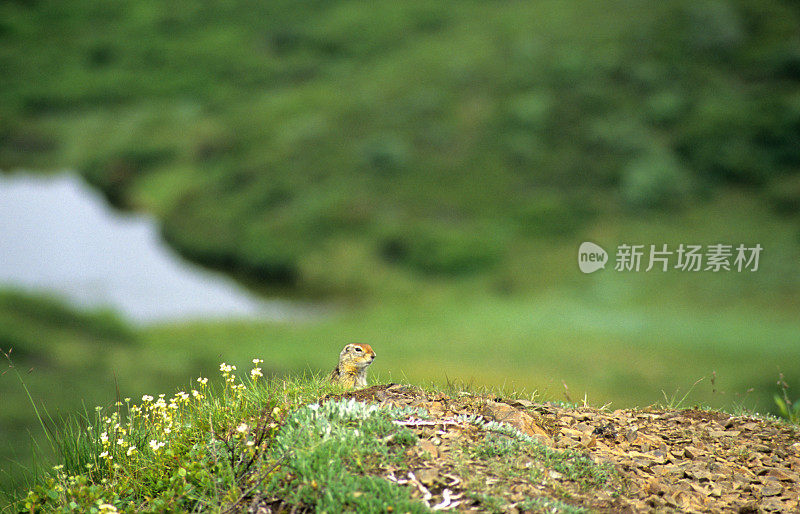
[2,0,799,293]
[2,0,800,499]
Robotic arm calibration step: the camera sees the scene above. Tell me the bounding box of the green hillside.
[2,0,799,295]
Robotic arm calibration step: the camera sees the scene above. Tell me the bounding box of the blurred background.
[1,0,799,491]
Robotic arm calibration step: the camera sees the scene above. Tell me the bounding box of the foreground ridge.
[311,384,800,513]
[18,377,799,513]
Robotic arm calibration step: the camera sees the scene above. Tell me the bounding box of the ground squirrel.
[328,343,376,389]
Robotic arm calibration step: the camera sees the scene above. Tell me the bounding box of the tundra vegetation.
[1,0,799,506]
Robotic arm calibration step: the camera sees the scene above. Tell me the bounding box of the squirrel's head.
[339,343,376,368]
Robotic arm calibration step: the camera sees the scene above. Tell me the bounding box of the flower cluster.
[250,358,264,381]
[89,358,263,466]
[95,404,133,464]
[24,358,269,511]
[220,362,246,394]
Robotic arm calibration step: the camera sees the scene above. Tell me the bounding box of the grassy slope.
[9,372,622,513]
[9,372,799,513]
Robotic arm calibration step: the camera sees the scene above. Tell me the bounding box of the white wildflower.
[219,362,236,373]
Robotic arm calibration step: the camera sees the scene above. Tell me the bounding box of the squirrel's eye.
[354,346,362,352]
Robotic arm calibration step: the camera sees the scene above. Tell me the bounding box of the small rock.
[507,398,534,409]
[766,467,798,482]
[560,428,584,439]
[738,501,760,513]
[418,440,439,459]
[684,446,702,459]
[760,482,783,497]
[709,430,741,438]
[685,467,712,482]
[416,468,437,486]
[646,478,665,495]
[664,490,690,509]
[480,401,551,442]
[645,494,666,508]
[689,482,707,494]
[427,401,445,416]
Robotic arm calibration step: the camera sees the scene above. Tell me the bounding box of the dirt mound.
[329,384,800,512]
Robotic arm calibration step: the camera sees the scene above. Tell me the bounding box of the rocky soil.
[330,384,800,513]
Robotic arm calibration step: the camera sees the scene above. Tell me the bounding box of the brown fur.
[329,343,376,389]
